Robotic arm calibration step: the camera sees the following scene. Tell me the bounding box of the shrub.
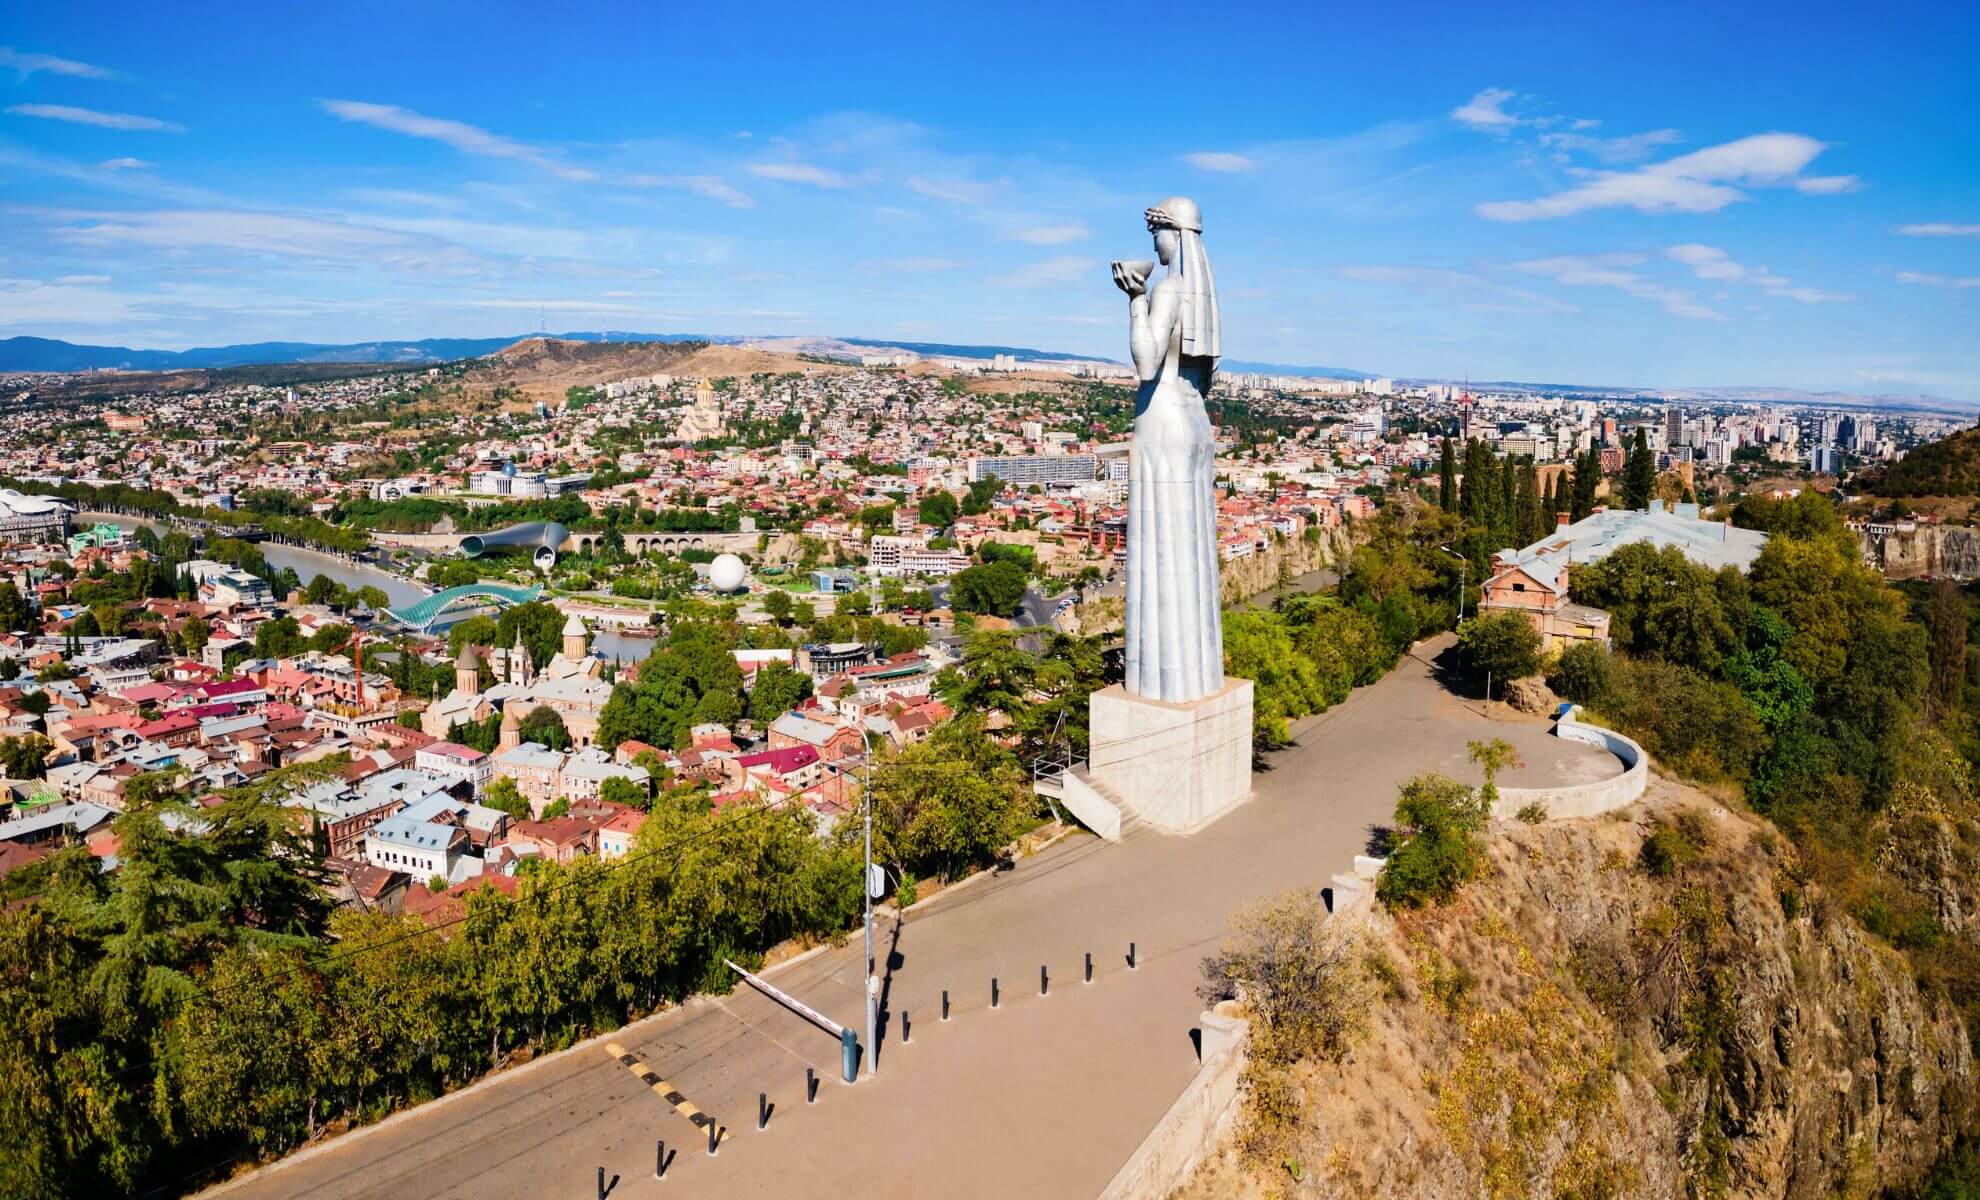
[1376,772,1490,909]
[1515,801,1549,824]
[1639,808,1712,877]
[1457,610,1543,690]
[1548,640,1615,705]
[1199,888,1369,1065]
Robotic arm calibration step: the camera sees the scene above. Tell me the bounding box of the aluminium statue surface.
[1112,196,1225,704]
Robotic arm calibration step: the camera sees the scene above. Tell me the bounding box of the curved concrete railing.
[1492,707,1648,821]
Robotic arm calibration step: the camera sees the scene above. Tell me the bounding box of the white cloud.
[1898,223,1980,237]
[1795,175,1859,194]
[44,207,484,273]
[992,256,1094,288]
[0,47,115,79]
[1539,128,1682,164]
[52,274,111,285]
[1896,271,1980,290]
[1181,151,1257,172]
[1664,243,1850,302]
[6,104,181,132]
[320,99,595,182]
[1451,87,1520,133]
[907,175,999,204]
[622,172,755,209]
[99,157,152,171]
[1665,243,1746,281]
[1002,223,1088,246]
[1512,253,1723,320]
[1480,132,1840,221]
[746,162,854,188]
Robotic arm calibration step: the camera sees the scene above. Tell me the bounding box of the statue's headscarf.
[1146,196,1220,361]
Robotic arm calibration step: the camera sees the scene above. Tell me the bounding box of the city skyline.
[2,0,1976,398]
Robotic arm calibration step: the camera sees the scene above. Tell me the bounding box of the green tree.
[763,588,794,625]
[0,734,53,779]
[1456,610,1542,693]
[482,775,529,819]
[598,775,649,810]
[0,581,32,634]
[1375,770,1490,908]
[1437,437,1457,512]
[1623,427,1655,510]
[748,660,813,723]
[866,716,1034,881]
[517,705,571,752]
[917,490,959,528]
[949,560,1027,617]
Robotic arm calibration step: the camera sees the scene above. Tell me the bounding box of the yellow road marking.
[604,1042,718,1134]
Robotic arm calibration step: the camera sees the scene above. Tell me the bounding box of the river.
[83,511,669,662]
[80,512,432,610]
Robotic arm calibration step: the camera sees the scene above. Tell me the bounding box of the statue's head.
[1145,197,1202,266]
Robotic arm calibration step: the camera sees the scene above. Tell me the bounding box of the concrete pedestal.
[1088,678,1253,835]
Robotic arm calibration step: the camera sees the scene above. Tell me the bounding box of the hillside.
[459,337,854,403]
[1177,775,1976,1200]
[1868,426,1980,497]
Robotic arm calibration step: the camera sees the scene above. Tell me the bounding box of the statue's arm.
[1129,284,1180,382]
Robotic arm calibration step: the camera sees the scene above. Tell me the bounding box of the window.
[1511,582,1526,592]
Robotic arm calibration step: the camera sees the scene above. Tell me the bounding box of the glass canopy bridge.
[386,583,544,632]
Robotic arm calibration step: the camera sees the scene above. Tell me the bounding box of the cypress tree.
[1438,438,1457,512]
[1623,427,1655,510]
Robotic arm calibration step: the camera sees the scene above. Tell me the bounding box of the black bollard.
[1041,964,1049,995]
[942,989,950,1020]
[903,1011,911,1043]
[991,976,999,1008]
[1085,951,1093,983]
[598,1166,606,1200]
[758,1092,770,1130]
[1129,941,1137,970]
[656,1139,668,1180]
[806,1066,817,1104]
[1321,885,1334,914]
[707,1122,719,1157]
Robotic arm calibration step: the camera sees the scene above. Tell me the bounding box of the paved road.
[214,636,1617,1200]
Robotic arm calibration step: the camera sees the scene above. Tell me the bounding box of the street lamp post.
[1439,543,1468,622]
[862,752,876,1078]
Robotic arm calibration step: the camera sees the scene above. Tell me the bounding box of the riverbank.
[80,512,433,610]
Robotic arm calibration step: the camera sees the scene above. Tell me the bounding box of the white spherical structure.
[708,553,748,593]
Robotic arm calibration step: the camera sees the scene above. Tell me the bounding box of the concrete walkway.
[213,635,1617,1200]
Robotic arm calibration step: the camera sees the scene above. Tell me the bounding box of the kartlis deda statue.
[1111,196,1224,704]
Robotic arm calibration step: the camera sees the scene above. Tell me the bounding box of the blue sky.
[3,0,1977,398]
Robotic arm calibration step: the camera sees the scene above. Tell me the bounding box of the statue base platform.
[1087,679,1253,835]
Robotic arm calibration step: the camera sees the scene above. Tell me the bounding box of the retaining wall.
[1097,1006,1250,1200]
[1097,859,1384,1199]
[1491,709,1648,820]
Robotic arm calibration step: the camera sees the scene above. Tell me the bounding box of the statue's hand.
[1112,260,1153,298]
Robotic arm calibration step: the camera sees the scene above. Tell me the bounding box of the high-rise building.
[1663,402,1683,448]
[968,454,1099,486]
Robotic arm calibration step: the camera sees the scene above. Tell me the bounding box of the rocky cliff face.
[1176,775,1976,1200]
[1862,524,1980,581]
[1218,525,1355,606]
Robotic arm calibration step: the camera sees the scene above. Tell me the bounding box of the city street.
[210,636,1620,1200]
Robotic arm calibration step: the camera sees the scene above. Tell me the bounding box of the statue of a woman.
[1112,196,1224,704]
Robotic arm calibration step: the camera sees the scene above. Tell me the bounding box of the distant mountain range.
[0,332,718,373]
[0,331,1371,380]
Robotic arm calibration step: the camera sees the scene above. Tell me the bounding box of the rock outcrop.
[1861,523,1980,581]
[1175,776,1976,1200]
